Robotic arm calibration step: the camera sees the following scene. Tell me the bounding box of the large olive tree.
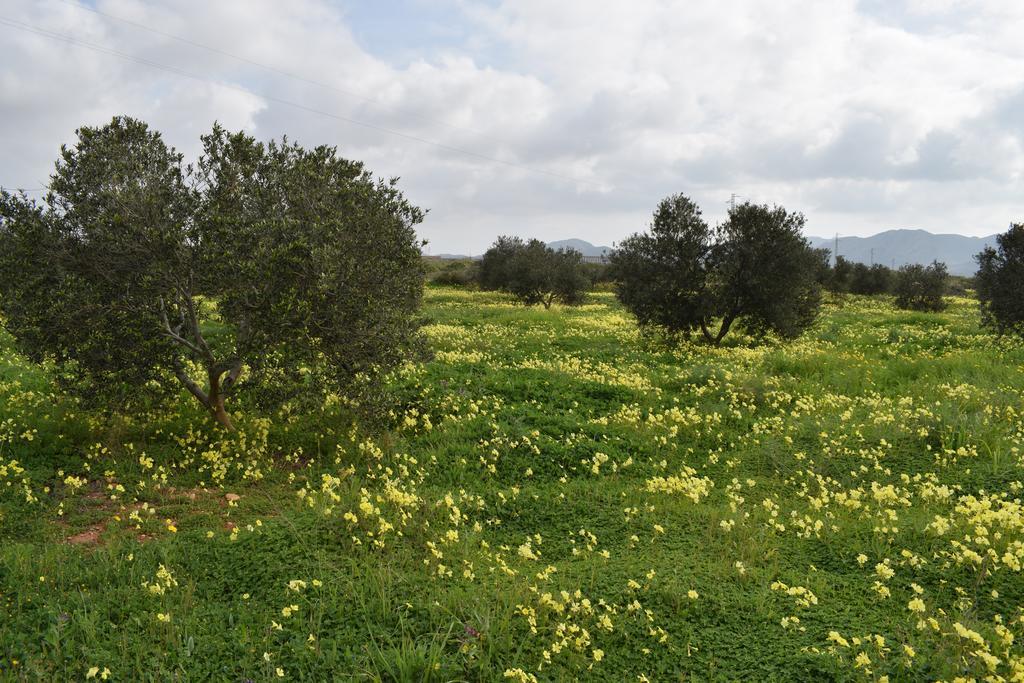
[611,197,822,345]
[0,117,426,429]
[976,223,1024,336]
[609,194,712,340]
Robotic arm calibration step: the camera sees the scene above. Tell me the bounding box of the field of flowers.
[2,287,1024,681]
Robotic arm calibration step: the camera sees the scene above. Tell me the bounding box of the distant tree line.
[604,193,1022,343]
[819,256,951,311]
[425,238,609,307]
[429,197,1024,351]
[430,210,1024,341]
[427,254,613,290]
[821,256,895,295]
[428,259,478,287]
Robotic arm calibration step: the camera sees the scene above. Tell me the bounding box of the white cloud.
[0,0,1021,252]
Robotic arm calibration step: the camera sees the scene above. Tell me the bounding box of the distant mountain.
[546,239,611,257]
[806,229,998,276]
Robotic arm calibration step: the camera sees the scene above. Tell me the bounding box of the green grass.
[1,289,1023,681]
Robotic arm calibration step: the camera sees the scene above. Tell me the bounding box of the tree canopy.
[609,194,712,338]
[849,262,894,295]
[478,236,589,308]
[610,196,823,344]
[893,261,948,312]
[822,256,895,296]
[976,223,1024,337]
[0,117,426,428]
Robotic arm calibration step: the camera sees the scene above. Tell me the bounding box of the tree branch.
[179,287,215,363]
[221,357,244,395]
[159,296,206,357]
[170,358,209,407]
[699,318,714,343]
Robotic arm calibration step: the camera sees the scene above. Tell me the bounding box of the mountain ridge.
[805,229,998,276]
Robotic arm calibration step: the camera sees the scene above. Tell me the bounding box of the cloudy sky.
[1,0,1022,253]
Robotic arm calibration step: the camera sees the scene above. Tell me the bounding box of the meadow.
[1,287,1023,681]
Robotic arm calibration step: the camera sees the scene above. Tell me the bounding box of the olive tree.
[479,236,589,308]
[849,263,893,295]
[975,223,1024,336]
[0,117,426,429]
[610,196,822,345]
[708,202,823,342]
[609,194,712,340]
[827,255,855,293]
[893,261,948,312]
[478,235,525,292]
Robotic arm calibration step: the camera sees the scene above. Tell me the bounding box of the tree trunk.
[211,398,234,430]
[207,366,236,431]
[168,360,238,430]
[161,295,240,430]
[713,314,735,345]
[700,314,736,346]
[699,319,714,343]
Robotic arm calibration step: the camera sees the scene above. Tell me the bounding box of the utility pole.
[870,248,874,266]
[834,233,839,266]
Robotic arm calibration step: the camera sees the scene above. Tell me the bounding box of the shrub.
[430,260,478,286]
[976,223,1024,336]
[0,117,426,429]
[893,261,948,311]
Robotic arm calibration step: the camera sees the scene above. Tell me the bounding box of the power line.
[54,0,502,144]
[0,15,602,189]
